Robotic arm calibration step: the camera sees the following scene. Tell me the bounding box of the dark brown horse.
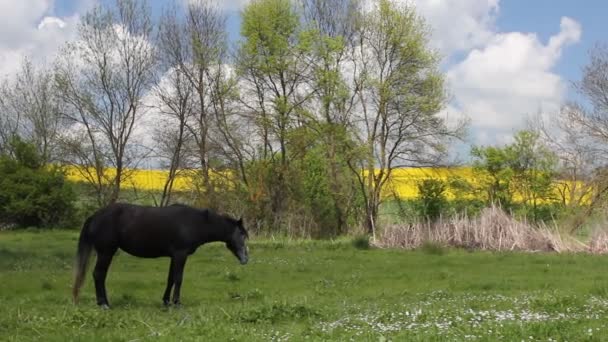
[72,203,249,308]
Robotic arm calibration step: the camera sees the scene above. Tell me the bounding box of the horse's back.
[87,203,200,257]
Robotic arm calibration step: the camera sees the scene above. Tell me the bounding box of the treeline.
[1,0,607,237]
[0,0,463,235]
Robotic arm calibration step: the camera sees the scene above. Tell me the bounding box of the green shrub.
[416,178,448,221]
[513,202,562,223]
[420,241,445,255]
[0,137,76,228]
[352,235,371,250]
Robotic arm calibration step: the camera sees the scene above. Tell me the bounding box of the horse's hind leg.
[93,251,115,308]
[171,252,188,306]
[162,258,175,306]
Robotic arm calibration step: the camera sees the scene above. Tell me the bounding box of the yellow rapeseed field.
[64,166,469,198]
[64,165,583,202]
[384,167,477,199]
[64,167,193,192]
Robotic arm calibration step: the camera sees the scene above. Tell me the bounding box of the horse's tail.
[72,215,94,304]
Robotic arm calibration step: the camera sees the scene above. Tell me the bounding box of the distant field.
[64,166,583,202]
[1,230,607,341]
[64,167,196,192]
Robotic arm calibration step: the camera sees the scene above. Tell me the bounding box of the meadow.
[1,230,608,341]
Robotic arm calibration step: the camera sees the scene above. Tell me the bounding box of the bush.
[512,203,562,223]
[420,241,445,255]
[352,235,371,250]
[416,178,448,221]
[221,139,363,238]
[0,137,76,228]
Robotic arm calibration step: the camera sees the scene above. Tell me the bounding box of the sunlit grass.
[1,230,608,341]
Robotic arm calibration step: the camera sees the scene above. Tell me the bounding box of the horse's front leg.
[171,252,188,306]
[162,258,175,306]
[93,251,115,309]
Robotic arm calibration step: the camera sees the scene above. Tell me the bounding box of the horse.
[72,203,249,308]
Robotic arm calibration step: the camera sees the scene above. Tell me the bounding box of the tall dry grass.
[374,206,591,253]
[589,228,608,254]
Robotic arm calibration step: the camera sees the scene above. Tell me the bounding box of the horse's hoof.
[173,302,182,308]
[99,304,110,310]
[163,300,170,307]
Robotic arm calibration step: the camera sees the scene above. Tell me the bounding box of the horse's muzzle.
[239,256,249,265]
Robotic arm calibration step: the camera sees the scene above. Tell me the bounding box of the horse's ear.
[237,218,249,238]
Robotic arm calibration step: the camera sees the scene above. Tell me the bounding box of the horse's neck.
[198,220,230,244]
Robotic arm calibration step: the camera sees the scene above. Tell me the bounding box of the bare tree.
[541,44,608,232]
[0,88,19,154]
[55,0,157,205]
[153,6,198,207]
[538,107,596,208]
[0,58,63,162]
[156,1,231,207]
[151,70,197,207]
[208,64,249,186]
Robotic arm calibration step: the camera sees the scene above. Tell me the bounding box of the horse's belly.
[119,241,170,258]
[116,221,193,258]
[120,247,169,258]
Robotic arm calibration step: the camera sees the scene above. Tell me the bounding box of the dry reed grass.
[588,228,608,254]
[374,206,591,253]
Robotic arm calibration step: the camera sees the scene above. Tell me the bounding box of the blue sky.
[496,0,606,100]
[1,0,605,150]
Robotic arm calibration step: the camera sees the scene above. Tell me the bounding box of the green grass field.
[1,230,608,341]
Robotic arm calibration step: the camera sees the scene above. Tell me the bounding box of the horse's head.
[226,218,249,265]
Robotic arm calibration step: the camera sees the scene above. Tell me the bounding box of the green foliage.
[300,147,338,231]
[0,137,75,228]
[416,178,448,221]
[470,130,561,221]
[368,0,446,115]
[234,125,363,237]
[447,176,486,216]
[352,235,371,250]
[240,0,300,65]
[420,240,445,255]
[391,130,563,223]
[471,145,515,208]
[509,130,559,220]
[353,0,454,234]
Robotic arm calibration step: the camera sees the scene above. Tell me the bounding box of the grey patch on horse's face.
[238,244,249,265]
[227,227,249,265]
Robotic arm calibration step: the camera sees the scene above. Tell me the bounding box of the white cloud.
[187,0,249,12]
[38,16,67,29]
[447,16,581,144]
[388,1,582,147]
[0,0,49,48]
[409,0,499,56]
[0,1,90,78]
